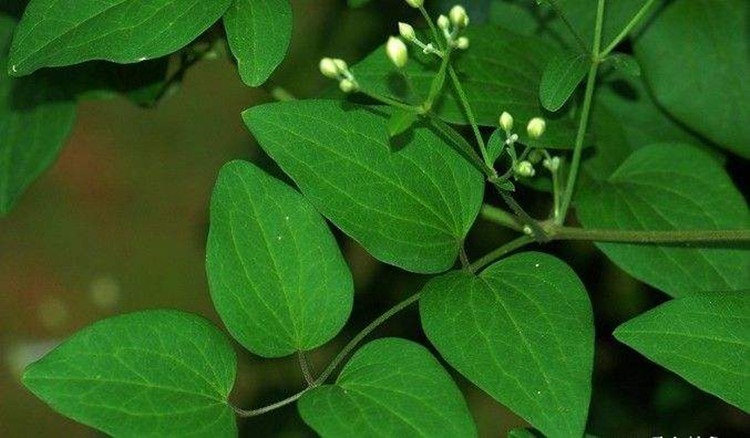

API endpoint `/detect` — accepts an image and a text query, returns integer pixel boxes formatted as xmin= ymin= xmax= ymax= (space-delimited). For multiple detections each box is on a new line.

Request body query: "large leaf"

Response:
xmin=353 ymin=25 xmax=579 ymax=149
xmin=298 ymin=338 xmax=477 ymax=437
xmin=0 ymin=15 xmax=75 ymax=215
xmin=577 ymin=143 xmax=750 ymax=297
xmin=224 ymin=0 xmax=292 ymax=87
xmin=23 ymin=310 xmax=237 ymax=437
xmin=8 ymin=0 xmax=233 ymax=76
xmin=242 ymin=100 xmax=484 ymax=274
xmin=635 ymin=0 xmax=750 ymax=158
xmin=206 ymin=160 xmax=353 ymax=358
xmin=420 ymin=252 xmax=594 ymax=438
xmin=615 ymin=292 xmax=750 ymax=412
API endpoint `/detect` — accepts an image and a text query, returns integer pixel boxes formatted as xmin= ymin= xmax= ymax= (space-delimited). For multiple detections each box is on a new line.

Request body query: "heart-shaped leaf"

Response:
xmin=635 ymin=0 xmax=750 ymax=158
xmin=206 ymin=161 xmax=353 ymax=357
xmin=615 ymin=292 xmax=750 ymax=413
xmin=576 ymin=143 xmax=750 ymax=297
xmin=242 ymin=100 xmax=484 ymax=274
xmin=23 ymin=310 xmax=237 ymax=437
xmin=298 ymin=338 xmax=477 ymax=437
xmin=9 ymin=0 xmax=233 ymax=76
xmin=224 ymin=0 xmax=292 ymax=86
xmin=420 ymin=252 xmax=594 ymax=438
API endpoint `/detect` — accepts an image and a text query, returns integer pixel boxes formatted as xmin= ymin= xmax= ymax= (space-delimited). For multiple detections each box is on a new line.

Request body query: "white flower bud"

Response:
xmin=339 ymin=78 xmax=358 ymax=93
xmin=449 ymin=5 xmax=469 ymax=28
xmin=515 ymin=160 xmax=536 ymax=178
xmin=526 ymin=117 xmax=546 ymax=139
xmin=455 ymin=36 xmax=469 ymax=49
xmin=499 ymin=111 xmax=514 ymax=132
xmin=319 ymin=57 xmax=340 ymax=79
xmin=398 ymin=22 xmax=416 ymax=41
xmin=333 ymin=59 xmax=348 ymax=74
xmin=437 ymin=15 xmax=450 ymax=31
xmin=386 ymin=36 xmax=409 ymax=68
xmin=543 ymin=156 xmax=561 ymax=172
xmin=405 ymin=0 xmax=423 ymax=8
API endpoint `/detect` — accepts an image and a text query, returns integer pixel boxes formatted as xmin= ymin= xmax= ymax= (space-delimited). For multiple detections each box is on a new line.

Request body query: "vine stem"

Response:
xmin=468 ymin=235 xmax=535 ymax=272
xmin=480 ymin=205 xmax=523 ymax=231
xmin=313 ymin=292 xmax=422 ymax=385
xmin=599 ymin=0 xmax=658 ymax=58
xmin=557 ymin=0 xmax=605 ymax=225
xmin=549 ymin=227 xmax=750 ymax=244
xmin=298 ymin=351 xmax=315 ymax=386
xmin=448 ymin=66 xmax=493 ymax=169
xmin=233 ymin=292 xmax=422 ymax=417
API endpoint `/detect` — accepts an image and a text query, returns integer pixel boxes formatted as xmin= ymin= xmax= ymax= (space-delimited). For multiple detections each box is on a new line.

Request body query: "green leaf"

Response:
xmin=420 ymin=252 xmax=594 ymax=438
xmin=387 ymin=108 xmax=419 ymax=138
xmin=353 ymin=25 xmax=580 ymax=149
xmin=486 ymin=128 xmax=507 ymax=164
xmin=206 ymin=160 xmax=353 ymax=358
xmin=539 ymin=50 xmax=589 ymax=112
xmin=224 ymin=0 xmax=292 ymax=87
xmin=635 ymin=0 xmax=750 ymax=158
xmin=298 ymin=338 xmax=477 ymax=438
xmin=242 ymin=100 xmax=484 ymax=274
xmin=603 ymin=53 xmax=640 ymax=77
xmin=0 ymin=15 xmax=76 ymax=215
xmin=615 ymin=292 xmax=750 ymax=412
xmin=8 ymin=0 xmax=233 ymax=76
xmin=22 ymin=310 xmax=237 ymax=437
xmin=577 ymin=143 xmax=750 ymax=297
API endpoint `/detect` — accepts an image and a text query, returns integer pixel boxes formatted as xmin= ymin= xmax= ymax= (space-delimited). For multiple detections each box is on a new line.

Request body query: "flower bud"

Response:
xmin=515 ymin=160 xmax=536 ymax=178
xmin=386 ymin=36 xmax=409 ymax=68
xmin=543 ymin=156 xmax=561 ymax=172
xmin=339 ymin=78 xmax=358 ymax=93
xmin=332 ymin=58 xmax=348 ymax=74
xmin=437 ymin=15 xmax=450 ymax=31
xmin=398 ymin=22 xmax=416 ymax=41
xmin=405 ymin=0 xmax=423 ymax=8
xmin=319 ymin=57 xmax=340 ymax=79
xmin=526 ymin=117 xmax=546 ymax=139
xmin=449 ymin=5 xmax=469 ymax=28
xmin=455 ymin=36 xmax=469 ymax=49
xmin=499 ymin=111 xmax=514 ymax=132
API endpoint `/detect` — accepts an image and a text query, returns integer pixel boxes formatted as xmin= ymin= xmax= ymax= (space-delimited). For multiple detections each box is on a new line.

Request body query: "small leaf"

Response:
xmin=23 ymin=310 xmax=238 ymax=437
xmin=1 ymin=15 xmax=76 ymax=215
xmin=387 ymin=108 xmax=419 ymax=138
xmin=224 ymin=0 xmax=292 ymax=87
xmin=298 ymin=338 xmax=477 ymax=438
xmin=8 ymin=0 xmax=233 ymax=76
xmin=635 ymin=0 xmax=750 ymax=158
xmin=603 ymin=53 xmax=641 ymax=77
xmin=486 ymin=128 xmax=506 ymax=164
xmin=206 ymin=160 xmax=353 ymax=357
xmin=615 ymin=292 xmax=750 ymax=412
xmin=420 ymin=252 xmax=594 ymax=438
xmin=539 ymin=50 xmax=590 ymax=112
xmin=242 ymin=100 xmax=484 ymax=274
xmin=353 ymin=26 xmax=580 ymax=149
xmin=577 ymin=143 xmax=750 ymax=297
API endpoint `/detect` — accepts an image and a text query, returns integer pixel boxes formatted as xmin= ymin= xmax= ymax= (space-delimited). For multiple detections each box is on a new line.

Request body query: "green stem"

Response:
xmin=298 ymin=351 xmax=315 ymax=387
xmin=447 ymin=66 xmax=492 ymax=169
xmin=232 ymin=390 xmax=309 ymax=417
xmin=493 ymin=185 xmax=549 ymax=242
xmin=599 ymin=0 xmax=658 ymax=58
xmin=481 ymin=204 xmax=523 ymax=231
xmin=549 ymin=226 xmax=750 ymax=244
xmin=359 ymin=89 xmax=423 ymax=113
xmin=468 ymin=235 xmax=535 ymax=272
xmin=424 ymin=48 xmax=452 ymax=110
xmin=313 ymin=292 xmax=422 ymax=385
xmin=557 ymin=0 xmax=605 ymax=225
xmin=419 ymin=6 xmax=444 ymax=51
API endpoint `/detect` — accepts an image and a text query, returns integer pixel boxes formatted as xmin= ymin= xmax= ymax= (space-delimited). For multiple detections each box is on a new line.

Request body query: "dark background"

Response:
xmin=1 ymin=1 xmax=748 ymax=437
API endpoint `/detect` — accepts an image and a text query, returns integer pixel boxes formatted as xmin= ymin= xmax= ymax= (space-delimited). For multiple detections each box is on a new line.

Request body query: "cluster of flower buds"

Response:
xmin=318 ymin=57 xmax=359 ymax=93
xmin=498 ymin=111 xmax=548 ymax=178
xmin=385 ymin=3 xmax=471 ymax=69
xmin=438 ymin=5 xmax=470 ymax=50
